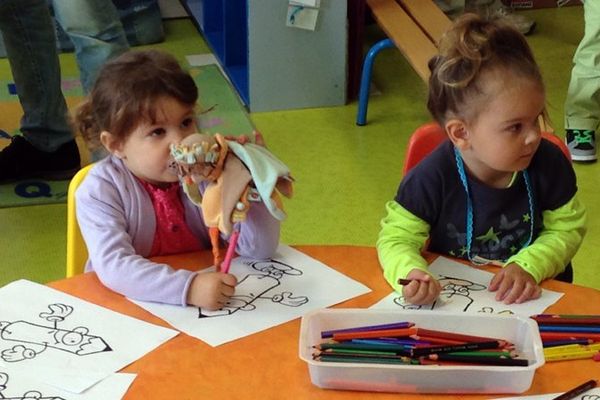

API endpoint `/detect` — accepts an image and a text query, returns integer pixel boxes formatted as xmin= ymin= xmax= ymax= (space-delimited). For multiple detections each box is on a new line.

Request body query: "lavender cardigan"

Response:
xmin=76 ymin=156 xmax=280 ymax=306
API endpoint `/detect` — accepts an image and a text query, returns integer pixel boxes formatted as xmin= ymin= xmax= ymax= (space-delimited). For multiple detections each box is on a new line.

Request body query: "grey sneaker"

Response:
xmin=470 ymin=0 xmax=536 ymax=35
xmin=566 ymin=129 xmax=597 ymax=162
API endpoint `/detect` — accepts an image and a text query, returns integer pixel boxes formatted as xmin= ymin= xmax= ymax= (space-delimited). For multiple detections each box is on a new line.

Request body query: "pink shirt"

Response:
xmin=139 ymin=180 xmax=201 ymax=257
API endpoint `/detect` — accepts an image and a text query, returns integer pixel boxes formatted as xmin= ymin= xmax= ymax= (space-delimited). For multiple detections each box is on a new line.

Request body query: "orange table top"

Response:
xmin=48 ymin=246 xmax=600 ymax=399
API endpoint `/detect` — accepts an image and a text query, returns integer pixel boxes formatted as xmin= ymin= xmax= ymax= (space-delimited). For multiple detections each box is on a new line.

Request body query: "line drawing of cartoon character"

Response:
xmin=478 ymin=306 xmax=515 ymax=315
xmin=0 ymin=371 xmax=65 ymax=400
xmin=393 ymin=275 xmax=487 ymax=312
xmin=0 ymin=304 xmax=112 ymax=363
xmin=198 ymin=259 xmax=309 ymax=317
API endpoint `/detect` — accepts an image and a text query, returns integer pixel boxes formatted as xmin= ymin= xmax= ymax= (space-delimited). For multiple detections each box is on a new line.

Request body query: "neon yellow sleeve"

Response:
xmin=376 ymin=201 xmax=431 ymax=292
xmin=505 ymin=195 xmax=586 ymax=282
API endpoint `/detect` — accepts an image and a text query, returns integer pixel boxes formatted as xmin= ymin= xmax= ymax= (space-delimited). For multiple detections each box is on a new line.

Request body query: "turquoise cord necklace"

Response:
xmin=453 ymin=147 xmax=534 ymax=265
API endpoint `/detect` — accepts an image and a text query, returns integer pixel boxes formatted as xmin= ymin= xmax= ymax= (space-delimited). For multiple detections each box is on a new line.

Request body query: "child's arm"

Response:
xmin=489 ymin=195 xmax=586 ymax=303
xmin=76 ymin=175 xmax=199 ymax=306
xmin=377 ymin=201 xmax=433 ymax=289
xmin=504 ymin=195 xmax=586 ymax=281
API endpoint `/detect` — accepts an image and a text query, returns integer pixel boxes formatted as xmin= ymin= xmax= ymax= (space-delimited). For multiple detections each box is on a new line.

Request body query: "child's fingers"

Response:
xmin=513 ymin=282 xmax=541 ymax=304
xmin=222 ymin=273 xmax=237 ymax=287
xmin=253 ymin=130 xmax=265 ymax=146
xmin=405 ymin=281 xmax=436 ymax=305
xmin=488 ymin=270 xmax=504 ymax=292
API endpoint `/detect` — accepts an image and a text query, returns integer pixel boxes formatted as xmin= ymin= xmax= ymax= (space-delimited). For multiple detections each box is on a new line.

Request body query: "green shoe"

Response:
xmin=565 ymin=129 xmax=597 ymax=162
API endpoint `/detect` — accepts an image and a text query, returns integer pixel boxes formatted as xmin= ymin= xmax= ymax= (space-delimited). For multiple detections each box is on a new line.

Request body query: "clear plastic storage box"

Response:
xmin=299 ymin=308 xmax=544 ymax=394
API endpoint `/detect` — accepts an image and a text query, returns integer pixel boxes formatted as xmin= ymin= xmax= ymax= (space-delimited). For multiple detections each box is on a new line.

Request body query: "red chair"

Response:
xmin=403 ymin=122 xmax=571 ymax=174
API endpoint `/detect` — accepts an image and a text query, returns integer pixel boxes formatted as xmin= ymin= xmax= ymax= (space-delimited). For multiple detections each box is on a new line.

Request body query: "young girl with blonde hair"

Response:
xmin=377 ymin=14 xmax=586 ymax=306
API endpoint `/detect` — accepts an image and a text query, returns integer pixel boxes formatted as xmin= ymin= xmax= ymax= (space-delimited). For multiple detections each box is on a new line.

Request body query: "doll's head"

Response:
xmin=169 ymin=133 xmax=229 ymax=183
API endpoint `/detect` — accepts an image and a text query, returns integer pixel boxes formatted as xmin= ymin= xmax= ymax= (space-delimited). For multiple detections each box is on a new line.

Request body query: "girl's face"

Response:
xmin=112 ymin=96 xmax=197 ymax=186
xmin=456 ymin=71 xmax=545 ymax=187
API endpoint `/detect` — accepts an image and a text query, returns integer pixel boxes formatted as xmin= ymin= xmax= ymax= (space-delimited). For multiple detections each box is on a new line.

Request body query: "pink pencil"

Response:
xmin=221 ymin=227 xmax=240 ymax=274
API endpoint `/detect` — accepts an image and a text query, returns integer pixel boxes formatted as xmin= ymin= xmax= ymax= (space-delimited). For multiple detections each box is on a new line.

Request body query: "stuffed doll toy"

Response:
xmin=170 ymin=133 xmax=293 ymax=270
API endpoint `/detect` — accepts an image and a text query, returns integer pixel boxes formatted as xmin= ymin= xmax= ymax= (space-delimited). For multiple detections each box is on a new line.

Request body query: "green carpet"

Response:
xmin=2 ymin=10 xmax=599 ymax=291
xmin=0 ymin=63 xmax=251 ymax=208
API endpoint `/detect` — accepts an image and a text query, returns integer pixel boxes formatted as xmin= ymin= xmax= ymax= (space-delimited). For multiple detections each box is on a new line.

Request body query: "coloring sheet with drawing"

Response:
xmin=370 ymin=256 xmax=563 ymax=316
xmin=493 ymin=388 xmax=600 ymax=399
xmin=0 ymin=372 xmax=136 ymax=400
xmin=0 ymin=280 xmax=178 ymax=393
xmin=132 ymin=244 xmax=371 ymax=346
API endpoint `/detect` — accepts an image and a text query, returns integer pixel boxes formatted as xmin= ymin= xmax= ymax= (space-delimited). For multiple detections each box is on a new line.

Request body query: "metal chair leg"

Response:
xmin=356 ymin=38 xmax=395 ymax=126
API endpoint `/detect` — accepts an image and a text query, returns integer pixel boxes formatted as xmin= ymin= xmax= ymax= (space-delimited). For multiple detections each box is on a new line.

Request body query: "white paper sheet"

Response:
xmin=0 ymin=372 xmax=136 ymax=399
xmin=132 ymin=244 xmax=371 ymax=346
xmin=0 ymin=280 xmax=178 ymax=393
xmin=493 ymin=387 xmax=600 ymax=399
xmin=371 ymin=256 xmax=563 ymax=316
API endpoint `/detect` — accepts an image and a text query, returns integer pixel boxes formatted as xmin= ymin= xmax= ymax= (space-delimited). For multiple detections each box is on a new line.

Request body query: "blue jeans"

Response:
xmin=52 ymin=0 xmax=129 ymax=93
xmin=0 ymin=0 xmax=128 ymax=152
xmin=0 ymin=0 xmax=71 ymax=151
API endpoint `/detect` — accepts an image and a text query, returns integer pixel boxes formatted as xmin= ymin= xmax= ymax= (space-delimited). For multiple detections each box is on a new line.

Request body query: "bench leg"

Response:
xmin=356 ymin=38 xmax=395 ymax=126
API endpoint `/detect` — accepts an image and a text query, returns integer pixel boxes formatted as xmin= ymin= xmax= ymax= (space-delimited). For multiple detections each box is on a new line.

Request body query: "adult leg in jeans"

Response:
xmin=0 ymin=0 xmax=80 ymax=182
xmin=564 ymin=0 xmax=600 ymax=162
xmin=52 ymin=0 xmax=129 ymax=94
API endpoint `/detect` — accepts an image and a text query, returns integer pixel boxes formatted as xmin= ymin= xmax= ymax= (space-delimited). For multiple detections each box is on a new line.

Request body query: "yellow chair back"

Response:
xmin=66 ymin=164 xmax=94 ymax=277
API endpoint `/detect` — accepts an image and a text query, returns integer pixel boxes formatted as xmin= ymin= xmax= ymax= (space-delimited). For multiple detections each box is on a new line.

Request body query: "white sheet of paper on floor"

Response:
xmin=132 ymin=244 xmax=371 ymax=346
xmin=0 ymin=280 xmax=178 ymax=393
xmin=370 ymin=256 xmax=563 ymax=316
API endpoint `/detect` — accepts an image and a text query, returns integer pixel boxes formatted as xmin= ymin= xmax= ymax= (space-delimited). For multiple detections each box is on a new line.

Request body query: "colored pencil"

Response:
xmin=416 ymin=328 xmax=502 ymax=344
xmin=534 ymin=318 xmax=600 ymax=325
xmin=544 ymin=350 xmax=600 ymax=362
xmin=351 ymin=338 xmax=430 ymax=346
xmin=544 ymin=342 xmax=600 ymax=354
xmin=551 ymin=379 xmax=597 ymax=400
xmin=539 ymin=325 xmax=600 ymax=333
xmin=446 ymin=350 xmax=515 ymax=358
xmin=543 ymin=339 xmax=594 ymax=348
xmin=397 ymin=278 xmax=413 ymax=286
xmin=411 ymin=335 xmax=467 ymax=345
xmin=332 ymin=327 xmax=417 ymax=341
xmin=317 ymin=348 xmax=402 ymax=356
xmin=427 ymin=354 xmax=529 ymax=366
xmin=411 ymin=340 xmax=502 ymax=357
xmin=315 ymin=342 xmax=412 ymax=353
xmin=315 ymin=355 xmax=416 ymax=365
xmin=320 ymin=321 xmax=414 ymax=338
xmin=540 ymin=332 xmax=600 ymax=341
xmin=221 ymin=227 xmax=240 ymax=274
xmin=534 ymin=314 xmax=600 ymax=319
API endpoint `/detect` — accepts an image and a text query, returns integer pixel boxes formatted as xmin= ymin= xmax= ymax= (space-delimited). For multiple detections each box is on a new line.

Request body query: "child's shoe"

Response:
xmin=565 ymin=129 xmax=597 ymax=162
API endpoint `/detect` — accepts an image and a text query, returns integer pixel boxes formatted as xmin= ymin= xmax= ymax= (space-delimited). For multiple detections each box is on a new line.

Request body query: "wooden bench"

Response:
xmin=356 ymin=0 xmax=452 ymax=125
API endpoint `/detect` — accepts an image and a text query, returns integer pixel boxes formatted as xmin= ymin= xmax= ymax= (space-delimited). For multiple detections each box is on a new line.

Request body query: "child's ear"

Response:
xmin=100 ymin=131 xmax=125 ymax=159
xmin=445 ymin=119 xmax=470 ymax=150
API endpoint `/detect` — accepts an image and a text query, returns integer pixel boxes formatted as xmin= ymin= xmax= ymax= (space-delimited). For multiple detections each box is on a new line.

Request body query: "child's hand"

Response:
xmin=186 ymin=272 xmax=237 ymax=310
xmin=489 ymin=263 xmax=541 ymax=304
xmin=224 ymin=130 xmax=265 ymax=147
xmin=401 ymin=269 xmax=441 ymax=305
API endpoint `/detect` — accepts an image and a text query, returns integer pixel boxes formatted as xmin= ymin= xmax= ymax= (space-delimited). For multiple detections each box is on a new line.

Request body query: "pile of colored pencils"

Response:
xmin=312 ymin=321 xmax=529 ymax=366
xmin=533 ymin=314 xmax=600 ymax=362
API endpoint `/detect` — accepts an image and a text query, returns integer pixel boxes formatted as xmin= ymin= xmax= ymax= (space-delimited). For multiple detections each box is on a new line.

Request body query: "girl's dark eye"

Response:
xmin=151 ymin=128 xmax=166 ymax=136
xmin=508 ymin=123 xmax=522 ymax=133
xmin=181 ymin=117 xmax=194 ymax=128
